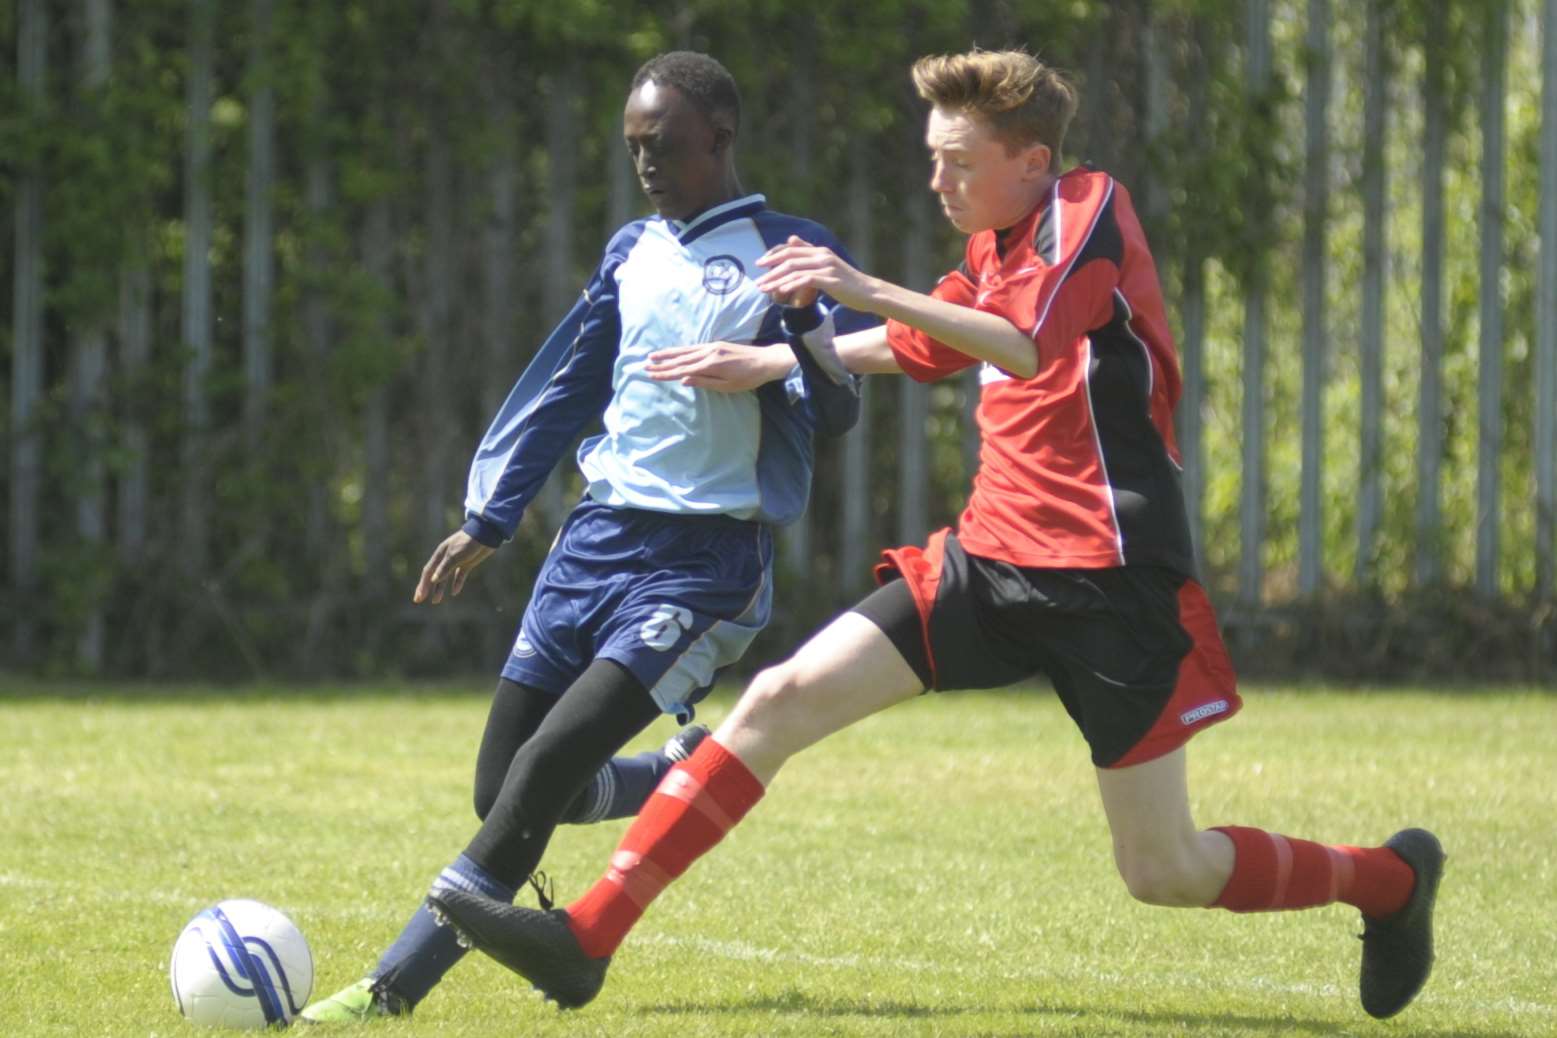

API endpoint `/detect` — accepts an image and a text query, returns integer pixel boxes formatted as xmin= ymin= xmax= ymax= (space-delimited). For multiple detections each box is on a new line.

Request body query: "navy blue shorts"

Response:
xmin=502 ymin=499 xmax=773 ymax=721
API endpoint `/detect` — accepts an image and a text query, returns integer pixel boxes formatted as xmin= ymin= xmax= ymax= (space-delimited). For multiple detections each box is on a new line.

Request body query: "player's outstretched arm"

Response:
xmin=757 ymin=237 xmax=1036 ymax=379
xmin=643 ymin=326 xmax=900 ymax=388
xmin=834 ymin=325 xmax=901 ymax=374
xmin=414 ymin=529 xmax=495 ymax=605
xmin=644 ymin=341 xmax=794 ymax=391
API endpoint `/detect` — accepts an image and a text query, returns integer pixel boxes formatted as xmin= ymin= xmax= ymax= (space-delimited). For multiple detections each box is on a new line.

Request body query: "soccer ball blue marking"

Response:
xmin=197 ymin=906 xmax=302 ymax=1022
xmin=170 ymin=899 xmax=313 ymax=1029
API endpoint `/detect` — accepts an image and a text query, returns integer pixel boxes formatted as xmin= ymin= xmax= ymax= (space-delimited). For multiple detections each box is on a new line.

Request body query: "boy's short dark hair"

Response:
xmin=630 ymin=51 xmax=742 ymax=137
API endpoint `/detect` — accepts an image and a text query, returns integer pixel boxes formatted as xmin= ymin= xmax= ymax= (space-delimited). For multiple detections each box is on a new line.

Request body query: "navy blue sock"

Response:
xmin=373 ymin=854 xmax=515 ymax=1006
xmin=561 ymin=725 xmax=709 ymax=824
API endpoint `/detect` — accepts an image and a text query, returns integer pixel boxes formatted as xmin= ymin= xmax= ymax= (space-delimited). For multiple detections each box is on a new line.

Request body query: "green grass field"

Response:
xmin=2 ymin=682 xmax=1553 ymax=1037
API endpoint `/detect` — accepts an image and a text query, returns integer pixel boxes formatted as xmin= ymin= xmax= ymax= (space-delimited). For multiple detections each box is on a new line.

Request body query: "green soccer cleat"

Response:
xmin=426 ymin=889 xmax=610 ymax=1009
xmin=1358 ymin=828 xmax=1446 ymax=1019
xmin=298 ymin=977 xmax=409 ymax=1024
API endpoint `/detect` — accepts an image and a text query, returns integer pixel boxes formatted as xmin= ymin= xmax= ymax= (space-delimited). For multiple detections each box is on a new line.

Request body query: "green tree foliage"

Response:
xmin=0 ymin=0 xmax=1550 ymax=678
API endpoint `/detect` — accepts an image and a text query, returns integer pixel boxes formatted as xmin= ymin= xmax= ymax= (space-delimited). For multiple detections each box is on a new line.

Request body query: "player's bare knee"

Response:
xmin=739 ymin=662 xmax=806 ymax=719
xmin=1114 ymin=848 xmax=1203 ymax=907
xmin=1116 ymin=860 xmax=1183 ymax=906
xmin=725 ymin=662 xmax=815 ymax=752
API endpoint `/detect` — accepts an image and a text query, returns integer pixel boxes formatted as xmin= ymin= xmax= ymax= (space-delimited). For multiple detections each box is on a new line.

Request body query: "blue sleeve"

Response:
xmin=781 ymin=303 xmax=860 ymax=437
xmin=460 ymin=241 xmax=631 ymax=546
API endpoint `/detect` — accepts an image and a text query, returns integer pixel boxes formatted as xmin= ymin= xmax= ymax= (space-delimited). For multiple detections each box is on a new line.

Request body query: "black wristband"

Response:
xmin=781 ymin=302 xmax=825 ymax=335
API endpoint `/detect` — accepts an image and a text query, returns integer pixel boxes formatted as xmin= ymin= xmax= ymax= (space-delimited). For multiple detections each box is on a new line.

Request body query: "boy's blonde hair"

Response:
xmin=911 ymin=49 xmax=1078 ymax=165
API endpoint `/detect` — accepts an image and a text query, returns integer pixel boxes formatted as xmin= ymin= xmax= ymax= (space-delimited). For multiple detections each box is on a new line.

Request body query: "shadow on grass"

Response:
xmin=5 ymin=672 xmax=1553 ymax=705
xmin=644 ymin=988 xmax=1522 ymax=1038
xmin=0 ymin=675 xmax=761 ymax=708
xmin=0 ymin=676 xmax=499 ymax=704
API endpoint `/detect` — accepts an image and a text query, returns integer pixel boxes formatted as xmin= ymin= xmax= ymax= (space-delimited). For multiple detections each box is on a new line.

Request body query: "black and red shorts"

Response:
xmin=853 ymin=529 xmax=1240 ymax=769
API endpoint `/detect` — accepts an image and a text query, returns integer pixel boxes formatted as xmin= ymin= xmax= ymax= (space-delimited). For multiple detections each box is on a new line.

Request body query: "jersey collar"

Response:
xmin=670 ymin=193 xmax=767 ymax=246
xmin=995 ymin=187 xmax=1051 ymax=261
xmin=995 ymin=171 xmax=1079 ymax=263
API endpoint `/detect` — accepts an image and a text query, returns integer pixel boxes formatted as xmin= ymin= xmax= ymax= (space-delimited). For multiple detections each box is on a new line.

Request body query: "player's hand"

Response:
xmin=756 ymin=235 xmax=876 ymax=311
xmin=414 ymin=529 xmax=495 ymax=605
xmin=645 ymin=341 xmax=791 ymax=392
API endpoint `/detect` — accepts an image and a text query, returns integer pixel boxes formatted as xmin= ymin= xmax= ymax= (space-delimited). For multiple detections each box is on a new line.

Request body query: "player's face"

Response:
xmin=623 ymin=81 xmax=730 ymax=222
xmin=924 ymin=107 xmax=1052 ymax=235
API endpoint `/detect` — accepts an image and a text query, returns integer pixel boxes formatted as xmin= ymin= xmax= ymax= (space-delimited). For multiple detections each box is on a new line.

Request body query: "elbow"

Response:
xmin=1004 ymin=340 xmax=1038 ymax=380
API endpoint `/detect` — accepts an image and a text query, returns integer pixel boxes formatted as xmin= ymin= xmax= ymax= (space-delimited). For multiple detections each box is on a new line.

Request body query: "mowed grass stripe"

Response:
xmin=2 ymin=684 xmax=1552 ymax=1036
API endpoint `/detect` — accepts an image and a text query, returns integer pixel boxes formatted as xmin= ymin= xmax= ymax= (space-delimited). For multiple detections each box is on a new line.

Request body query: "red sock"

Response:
xmin=1210 ymin=826 xmax=1415 ymax=917
xmin=565 ymin=738 xmax=765 ymax=958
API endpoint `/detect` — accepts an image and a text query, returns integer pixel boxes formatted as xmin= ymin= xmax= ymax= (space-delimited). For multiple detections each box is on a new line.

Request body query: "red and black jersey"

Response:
xmin=885 ymin=166 xmax=1194 ymax=576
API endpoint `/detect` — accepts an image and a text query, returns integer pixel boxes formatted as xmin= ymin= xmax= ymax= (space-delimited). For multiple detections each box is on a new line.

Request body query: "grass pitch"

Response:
xmin=1 ymin=681 xmax=1553 ymax=1037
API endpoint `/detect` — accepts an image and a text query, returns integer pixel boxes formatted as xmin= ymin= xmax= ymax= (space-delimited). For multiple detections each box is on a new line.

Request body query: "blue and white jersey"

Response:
xmin=462 ymin=194 xmax=877 ymax=545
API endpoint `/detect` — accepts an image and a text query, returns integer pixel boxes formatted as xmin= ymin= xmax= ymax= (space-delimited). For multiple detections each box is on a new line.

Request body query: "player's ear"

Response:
xmin=1025 ymin=143 xmax=1052 ymax=180
xmin=712 ymin=124 xmax=735 ymax=156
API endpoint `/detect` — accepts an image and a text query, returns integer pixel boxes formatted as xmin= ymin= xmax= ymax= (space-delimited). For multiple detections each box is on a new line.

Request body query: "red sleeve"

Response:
xmin=975 ymin=175 xmax=1121 ymax=359
xmin=885 ymin=269 xmax=980 ymax=383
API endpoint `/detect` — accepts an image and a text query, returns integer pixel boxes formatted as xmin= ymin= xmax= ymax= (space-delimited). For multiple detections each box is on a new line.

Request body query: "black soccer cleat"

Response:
xmin=1358 ymin=828 xmax=1445 ymax=1019
xmin=426 ymin=889 xmax=610 ymax=1010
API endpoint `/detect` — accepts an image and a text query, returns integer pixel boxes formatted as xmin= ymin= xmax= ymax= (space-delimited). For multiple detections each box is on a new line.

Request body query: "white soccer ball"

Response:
xmin=169 ymin=899 xmax=314 ymax=1029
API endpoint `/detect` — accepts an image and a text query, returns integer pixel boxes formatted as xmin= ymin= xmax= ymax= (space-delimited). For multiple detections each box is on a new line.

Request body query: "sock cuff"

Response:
xmin=574 ymin=764 xmax=615 ymax=824
xmin=434 ymin=853 xmax=517 ymax=903
xmin=683 ymin=737 xmax=765 ymax=819
xmin=1209 ymin=825 xmax=1279 ymax=912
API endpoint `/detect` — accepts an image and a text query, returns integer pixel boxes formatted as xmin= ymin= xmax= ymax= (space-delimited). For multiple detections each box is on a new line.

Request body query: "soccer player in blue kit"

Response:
xmin=301 ymin=51 xmax=875 ymax=1022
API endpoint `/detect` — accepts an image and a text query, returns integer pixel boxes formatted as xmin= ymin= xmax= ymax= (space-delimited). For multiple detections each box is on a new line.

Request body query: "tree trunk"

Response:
xmin=1139 ymin=2 xmax=1169 ymax=236
xmin=1477 ymin=0 xmax=1507 ymax=597
xmin=361 ymin=198 xmax=394 ymax=600
xmin=1539 ymin=0 xmax=1557 ymax=602
xmin=420 ymin=121 xmax=456 ymax=556
xmin=1299 ymin=0 xmax=1330 ymax=597
xmin=840 ymin=134 xmax=875 ymax=601
xmin=1416 ymin=0 xmax=1448 ymax=587
xmin=1077 ymin=10 xmax=1111 ymax=179
xmin=781 ymin=50 xmax=816 ymax=580
xmin=11 ymin=0 xmax=48 ymax=662
xmin=84 ymin=0 xmax=111 ymax=76
xmin=181 ymin=0 xmax=216 ymax=578
xmin=483 ymin=90 xmax=518 ymax=420
xmin=1239 ymin=0 xmax=1271 ymax=608
xmin=72 ymin=0 xmax=114 ymax=671
xmin=243 ymin=0 xmax=275 ymax=458
xmin=1178 ymin=16 xmax=1212 ymax=573
xmin=605 ymin=102 xmax=635 ymax=236
xmin=1357 ymin=0 xmax=1388 ymax=587
xmin=303 ymin=147 xmax=333 ymax=564
xmin=118 ymin=257 xmax=151 ymax=564
xmin=961 ymin=368 xmax=979 ymax=498
xmin=297 ymin=142 xmax=335 ymax=673
xmin=897 ymin=180 xmax=931 ymax=548
xmin=536 ymin=58 xmax=581 ymax=532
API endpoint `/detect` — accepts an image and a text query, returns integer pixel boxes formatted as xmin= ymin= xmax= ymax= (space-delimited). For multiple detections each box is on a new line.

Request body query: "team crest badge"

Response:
xmin=701 ymin=254 xmax=744 ymax=295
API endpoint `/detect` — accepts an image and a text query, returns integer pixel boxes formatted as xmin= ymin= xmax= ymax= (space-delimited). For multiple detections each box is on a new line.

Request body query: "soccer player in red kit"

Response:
xmin=429 ymin=49 xmax=1444 ymax=1021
